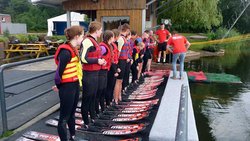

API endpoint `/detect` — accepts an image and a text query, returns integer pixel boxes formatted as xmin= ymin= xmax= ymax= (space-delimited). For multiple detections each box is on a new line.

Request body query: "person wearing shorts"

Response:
xmin=155 ymin=23 xmax=171 ymax=63
xmin=113 ymin=23 xmax=130 ymax=104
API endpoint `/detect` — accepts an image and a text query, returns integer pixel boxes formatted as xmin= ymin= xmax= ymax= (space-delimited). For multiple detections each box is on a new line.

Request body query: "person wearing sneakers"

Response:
xmin=80 ymin=21 xmax=106 ymax=129
xmin=166 ymin=30 xmax=191 ymax=80
xmin=53 ymin=26 xmax=84 ymax=141
xmin=155 ymin=23 xmax=171 ymax=63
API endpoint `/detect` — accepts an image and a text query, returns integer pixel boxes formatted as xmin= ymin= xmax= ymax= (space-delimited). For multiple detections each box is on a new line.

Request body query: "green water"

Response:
xmin=188 ymin=41 xmax=250 ymax=141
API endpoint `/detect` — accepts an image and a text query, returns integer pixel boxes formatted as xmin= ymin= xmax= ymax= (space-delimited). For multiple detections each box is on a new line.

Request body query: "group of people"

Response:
xmin=52 ymin=21 xmax=190 ymax=141
xmin=155 ymin=23 xmax=191 ymax=79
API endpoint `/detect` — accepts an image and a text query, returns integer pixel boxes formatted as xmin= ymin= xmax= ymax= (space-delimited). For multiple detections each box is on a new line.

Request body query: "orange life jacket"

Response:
xmin=54 ymin=44 xmax=79 ymax=83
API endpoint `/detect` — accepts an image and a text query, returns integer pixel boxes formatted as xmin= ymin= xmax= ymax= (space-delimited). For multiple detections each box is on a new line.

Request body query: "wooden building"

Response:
xmin=62 ymin=0 xmax=146 ymax=34
xmin=31 ymin=0 xmax=159 ymax=34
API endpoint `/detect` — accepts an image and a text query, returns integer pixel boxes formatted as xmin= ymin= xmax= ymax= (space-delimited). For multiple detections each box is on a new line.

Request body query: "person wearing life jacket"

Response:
xmin=106 ymin=29 xmax=120 ymax=107
xmin=79 ymin=21 xmax=106 ymax=129
xmin=142 ymin=30 xmax=150 ymax=74
xmin=53 ymin=26 xmax=84 ymax=141
xmin=95 ymin=30 xmax=114 ymax=115
xmin=167 ymin=30 xmax=191 ymax=80
xmin=131 ymin=39 xmax=142 ymax=83
xmin=113 ymin=23 xmax=131 ymax=104
xmin=137 ymin=41 xmax=145 ymax=80
xmin=147 ymin=30 xmax=157 ymax=71
xmin=122 ymin=31 xmax=133 ymax=93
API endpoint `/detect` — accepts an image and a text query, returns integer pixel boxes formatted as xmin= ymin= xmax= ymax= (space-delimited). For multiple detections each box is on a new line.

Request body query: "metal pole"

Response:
xmin=0 ymin=67 xmax=8 ymax=133
xmin=175 ymin=85 xmax=188 ymax=141
xmin=66 ymin=11 xmax=71 ymax=28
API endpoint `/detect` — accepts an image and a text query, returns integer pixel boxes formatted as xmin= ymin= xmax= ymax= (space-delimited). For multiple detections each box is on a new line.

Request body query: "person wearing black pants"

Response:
xmin=95 ymin=69 xmax=108 ymax=114
xmin=95 ymin=30 xmax=114 ymax=114
xmin=53 ymin=26 xmax=84 ymax=141
xmin=142 ymin=31 xmax=150 ymax=74
xmin=106 ymin=63 xmax=118 ymax=106
xmin=58 ymin=82 xmax=79 ymax=141
xmin=106 ymin=29 xmax=120 ymax=106
xmin=122 ymin=61 xmax=131 ymax=91
xmin=82 ymin=71 xmax=99 ymax=120
xmin=80 ymin=21 xmax=105 ymax=128
xmin=122 ymin=32 xmax=133 ymax=92
xmin=131 ymin=46 xmax=139 ymax=83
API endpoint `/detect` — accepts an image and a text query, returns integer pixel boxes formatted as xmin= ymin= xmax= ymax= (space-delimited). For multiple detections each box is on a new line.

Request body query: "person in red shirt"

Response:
xmin=155 ymin=23 xmax=171 ymax=63
xmin=167 ymin=31 xmax=191 ymax=80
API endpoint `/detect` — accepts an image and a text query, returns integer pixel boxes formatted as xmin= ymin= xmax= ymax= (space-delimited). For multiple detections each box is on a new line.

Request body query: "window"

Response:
xmin=1 ymin=17 xmax=5 ymax=22
xmin=102 ymin=16 xmax=130 ymax=30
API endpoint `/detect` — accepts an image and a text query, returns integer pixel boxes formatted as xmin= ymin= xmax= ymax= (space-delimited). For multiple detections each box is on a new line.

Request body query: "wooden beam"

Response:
xmin=63 ymin=0 xmax=146 ymax=10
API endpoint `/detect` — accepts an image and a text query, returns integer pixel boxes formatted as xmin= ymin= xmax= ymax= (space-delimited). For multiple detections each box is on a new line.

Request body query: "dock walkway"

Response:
xmin=149 ymin=71 xmax=199 ymax=141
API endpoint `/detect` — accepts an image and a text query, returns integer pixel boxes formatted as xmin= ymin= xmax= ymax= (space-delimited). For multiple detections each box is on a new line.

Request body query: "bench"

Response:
xmin=4 ymin=43 xmax=50 ymax=59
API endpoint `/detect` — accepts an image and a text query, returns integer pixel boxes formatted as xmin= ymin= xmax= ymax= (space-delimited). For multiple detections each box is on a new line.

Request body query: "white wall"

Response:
xmin=1 ymin=23 xmax=27 ymax=34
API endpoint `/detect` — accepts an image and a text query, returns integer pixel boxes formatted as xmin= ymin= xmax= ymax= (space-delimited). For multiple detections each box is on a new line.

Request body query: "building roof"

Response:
xmin=30 ymin=0 xmax=67 ymax=6
xmin=0 ymin=13 xmax=10 ymax=16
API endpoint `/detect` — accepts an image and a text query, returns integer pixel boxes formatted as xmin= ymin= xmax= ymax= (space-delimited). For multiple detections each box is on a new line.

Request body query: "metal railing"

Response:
xmin=175 ymin=84 xmax=188 ymax=141
xmin=0 ymin=56 xmax=54 ymax=134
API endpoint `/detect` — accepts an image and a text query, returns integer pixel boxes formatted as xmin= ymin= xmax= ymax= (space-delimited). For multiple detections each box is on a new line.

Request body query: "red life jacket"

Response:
xmin=119 ymin=36 xmax=129 ymax=60
xmin=82 ymin=36 xmax=101 ymax=71
xmin=149 ymin=35 xmax=155 ymax=49
xmin=54 ymin=44 xmax=79 ymax=83
xmin=132 ymin=47 xmax=140 ymax=61
xmin=111 ymin=42 xmax=119 ymax=64
xmin=99 ymin=42 xmax=111 ymax=70
xmin=127 ymin=39 xmax=133 ymax=59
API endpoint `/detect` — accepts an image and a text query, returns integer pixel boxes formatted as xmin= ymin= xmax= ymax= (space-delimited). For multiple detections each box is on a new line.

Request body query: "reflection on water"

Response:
xmin=188 ymin=41 xmax=250 ymax=141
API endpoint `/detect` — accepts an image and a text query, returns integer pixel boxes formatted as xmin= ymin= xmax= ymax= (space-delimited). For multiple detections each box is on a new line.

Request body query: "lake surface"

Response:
xmin=188 ymin=41 xmax=250 ymax=141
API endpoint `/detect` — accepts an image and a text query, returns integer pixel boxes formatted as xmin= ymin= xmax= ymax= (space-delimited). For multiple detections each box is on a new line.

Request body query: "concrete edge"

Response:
xmin=1 ymin=103 xmax=60 ymax=141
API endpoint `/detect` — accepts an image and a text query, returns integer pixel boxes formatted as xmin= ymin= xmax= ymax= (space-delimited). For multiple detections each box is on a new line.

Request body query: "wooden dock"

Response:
xmin=149 ymin=71 xmax=199 ymax=141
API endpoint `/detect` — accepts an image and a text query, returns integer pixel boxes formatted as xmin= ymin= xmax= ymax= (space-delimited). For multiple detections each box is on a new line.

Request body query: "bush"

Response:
xmin=38 ymin=34 xmax=47 ymax=42
xmin=28 ymin=34 xmax=39 ymax=43
xmin=0 ymin=36 xmax=9 ymax=42
xmin=202 ymin=45 xmax=220 ymax=52
xmin=3 ymin=29 xmax=10 ymax=38
xmin=45 ymin=35 xmax=66 ymax=42
xmin=15 ymin=34 xmax=29 ymax=43
xmin=207 ymin=27 xmax=240 ymax=40
xmin=207 ymin=32 xmax=217 ymax=40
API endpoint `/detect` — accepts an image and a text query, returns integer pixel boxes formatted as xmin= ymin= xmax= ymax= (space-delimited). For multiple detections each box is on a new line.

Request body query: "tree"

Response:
xmin=0 ymin=0 xmax=8 ymax=13
xmin=2 ymin=0 xmax=64 ymax=32
xmin=157 ymin=0 xmax=222 ymax=32
xmin=219 ymin=0 xmax=250 ymax=33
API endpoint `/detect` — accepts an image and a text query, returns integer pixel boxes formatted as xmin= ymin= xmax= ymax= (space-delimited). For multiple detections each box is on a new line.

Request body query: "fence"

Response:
xmin=0 ymin=56 xmax=54 ymax=134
